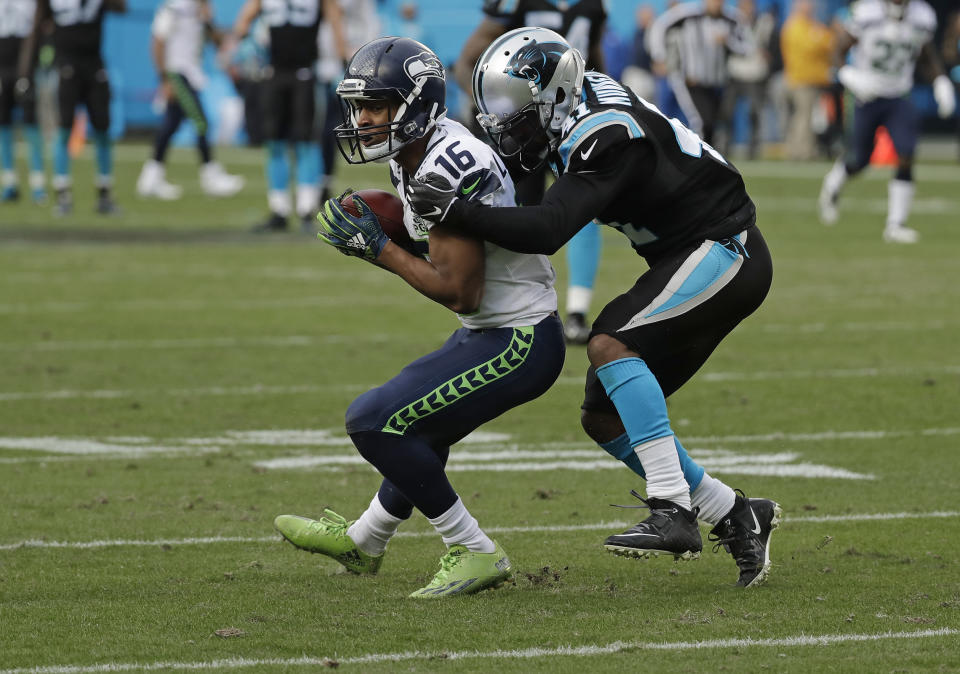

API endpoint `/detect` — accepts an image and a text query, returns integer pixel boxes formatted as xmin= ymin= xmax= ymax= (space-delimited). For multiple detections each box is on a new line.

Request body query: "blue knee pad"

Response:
xmin=24 ymin=125 xmax=44 ymax=172
xmin=54 ymin=128 xmax=70 ymax=178
xmin=566 ymin=221 xmax=601 ymax=289
xmin=294 ymin=142 xmax=320 ymax=186
xmin=0 ymin=126 xmax=13 ymax=171
xmin=600 ymin=433 xmax=705 ymax=491
xmin=92 ymin=130 xmax=111 ymax=178
xmin=595 ymin=358 xmax=672 ymax=446
xmin=266 ymin=141 xmax=289 ymax=191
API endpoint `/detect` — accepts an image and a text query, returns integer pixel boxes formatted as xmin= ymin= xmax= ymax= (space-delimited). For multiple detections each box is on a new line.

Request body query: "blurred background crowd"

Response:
xmin=6 ymin=0 xmax=959 ymax=158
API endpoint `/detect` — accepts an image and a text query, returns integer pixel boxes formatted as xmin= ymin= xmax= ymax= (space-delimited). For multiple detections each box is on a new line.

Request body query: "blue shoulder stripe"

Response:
xmin=558 ymin=110 xmax=644 ymax=167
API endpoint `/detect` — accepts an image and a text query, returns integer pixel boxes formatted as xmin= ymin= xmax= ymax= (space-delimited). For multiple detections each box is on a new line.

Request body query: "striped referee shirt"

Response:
xmin=647 ymin=1 xmax=750 ymax=86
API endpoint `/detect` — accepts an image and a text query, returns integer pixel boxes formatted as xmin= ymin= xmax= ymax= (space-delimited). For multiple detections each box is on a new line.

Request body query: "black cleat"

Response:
xmin=563 ymin=312 xmax=591 ymax=345
xmin=96 ymin=193 xmax=119 ymax=215
xmin=709 ymin=489 xmax=782 ymax=588
xmin=604 ymin=490 xmax=702 ymax=560
xmin=300 ymin=213 xmax=317 ymax=235
xmin=1 ymin=185 xmax=20 ymax=202
xmin=54 ymin=189 xmax=73 ymax=216
xmin=251 ymin=212 xmax=288 ymax=233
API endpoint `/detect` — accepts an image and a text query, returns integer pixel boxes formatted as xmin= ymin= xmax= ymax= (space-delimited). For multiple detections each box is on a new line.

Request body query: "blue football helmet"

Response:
xmin=335 ymin=37 xmax=447 ymax=164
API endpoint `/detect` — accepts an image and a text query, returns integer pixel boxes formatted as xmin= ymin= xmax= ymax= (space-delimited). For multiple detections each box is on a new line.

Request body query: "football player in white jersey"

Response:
xmin=273 ymin=37 xmax=566 ymax=598
xmin=818 ymin=0 xmax=956 ymax=243
xmin=136 ymin=0 xmax=245 ymax=200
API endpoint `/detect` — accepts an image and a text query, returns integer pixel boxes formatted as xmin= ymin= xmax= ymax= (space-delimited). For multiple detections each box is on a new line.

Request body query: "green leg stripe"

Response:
xmin=381 ymin=326 xmax=535 ymax=436
xmin=168 ymin=73 xmax=207 ymax=136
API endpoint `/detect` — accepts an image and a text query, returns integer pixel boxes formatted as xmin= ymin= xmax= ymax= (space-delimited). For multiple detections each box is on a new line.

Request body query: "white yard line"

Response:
xmin=0 ymin=319 xmax=954 ymax=351
xmin=1 ymin=510 xmax=957 ymax=552
xmin=0 ymin=628 xmax=955 ymax=673
xmin=2 ymin=364 xmax=958 ymax=402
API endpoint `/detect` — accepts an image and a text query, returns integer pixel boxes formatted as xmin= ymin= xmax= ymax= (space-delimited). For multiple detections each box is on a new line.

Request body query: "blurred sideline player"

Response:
xmin=274 ymin=37 xmax=566 ymax=598
xmin=315 ymin=0 xmax=380 ymax=205
xmin=818 ymin=0 xmax=955 ymax=244
xmin=233 ymin=0 xmax=348 ymax=232
xmin=1 ymin=0 xmax=45 ymax=204
xmin=136 ymin=0 xmax=245 ymax=201
xmin=456 ymin=0 xmax=608 ymax=345
xmin=19 ymin=0 xmax=126 ymax=215
xmin=409 ymin=28 xmax=782 ymax=587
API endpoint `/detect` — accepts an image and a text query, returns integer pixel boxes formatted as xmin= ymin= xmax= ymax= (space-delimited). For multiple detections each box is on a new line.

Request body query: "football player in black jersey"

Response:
xmin=19 ymin=0 xmax=125 ymax=215
xmin=0 ymin=0 xmax=45 ymax=204
xmin=456 ymin=0 xmax=608 ymax=345
xmin=409 ymin=28 xmax=782 ymax=588
xmin=234 ymin=0 xmax=348 ymax=232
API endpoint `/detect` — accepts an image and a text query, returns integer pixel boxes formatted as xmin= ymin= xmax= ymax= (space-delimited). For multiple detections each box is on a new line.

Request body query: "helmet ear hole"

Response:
xmin=555 ymin=88 xmax=565 ymax=106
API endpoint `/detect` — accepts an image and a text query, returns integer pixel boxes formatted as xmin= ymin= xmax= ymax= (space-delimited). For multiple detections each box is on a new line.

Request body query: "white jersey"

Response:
xmin=391 ymin=118 xmax=558 ymax=330
xmin=316 ymin=0 xmax=380 ymax=84
xmin=152 ymin=0 xmax=207 ymax=89
xmin=845 ymin=0 xmax=936 ymax=98
xmin=0 ymin=0 xmax=35 ymax=41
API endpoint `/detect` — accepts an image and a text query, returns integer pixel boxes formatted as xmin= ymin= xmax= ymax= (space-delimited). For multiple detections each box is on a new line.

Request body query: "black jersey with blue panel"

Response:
xmin=261 ymin=0 xmax=322 ymax=70
xmin=483 ymin=0 xmax=607 ymax=61
xmin=446 ymin=71 xmax=754 ymax=263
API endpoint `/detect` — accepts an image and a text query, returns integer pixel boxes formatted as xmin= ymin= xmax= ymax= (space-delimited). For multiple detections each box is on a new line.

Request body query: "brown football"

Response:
xmin=340 ymin=189 xmax=415 ymax=254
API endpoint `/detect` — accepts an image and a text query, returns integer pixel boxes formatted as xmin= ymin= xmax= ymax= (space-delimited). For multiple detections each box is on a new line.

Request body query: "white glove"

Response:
xmin=837 ymin=66 xmax=876 ymax=104
xmin=933 ymin=75 xmax=956 ymax=119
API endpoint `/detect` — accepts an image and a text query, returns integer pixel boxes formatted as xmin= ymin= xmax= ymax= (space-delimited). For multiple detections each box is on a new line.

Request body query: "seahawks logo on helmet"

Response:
xmin=504 ymin=42 xmax=568 ymax=86
xmin=404 ymin=52 xmax=444 ymax=82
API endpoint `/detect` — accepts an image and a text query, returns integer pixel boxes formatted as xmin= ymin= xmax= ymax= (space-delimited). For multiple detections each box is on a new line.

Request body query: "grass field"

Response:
xmin=1 ymin=144 xmax=959 ymax=673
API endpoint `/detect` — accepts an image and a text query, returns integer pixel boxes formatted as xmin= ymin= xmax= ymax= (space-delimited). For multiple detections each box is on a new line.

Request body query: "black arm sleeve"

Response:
xmin=445 ymin=141 xmax=655 ymax=255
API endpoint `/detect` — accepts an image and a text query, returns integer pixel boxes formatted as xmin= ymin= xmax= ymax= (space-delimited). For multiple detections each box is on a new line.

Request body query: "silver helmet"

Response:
xmin=471 ymin=27 xmax=585 ymax=173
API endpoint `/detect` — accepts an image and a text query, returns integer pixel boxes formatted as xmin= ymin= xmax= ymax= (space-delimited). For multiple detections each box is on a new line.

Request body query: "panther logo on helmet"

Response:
xmin=505 ymin=42 xmax=568 ymax=87
xmin=404 ymin=52 xmax=444 ymax=82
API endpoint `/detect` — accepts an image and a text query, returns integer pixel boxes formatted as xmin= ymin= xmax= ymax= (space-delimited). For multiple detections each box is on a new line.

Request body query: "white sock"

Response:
xmin=95 ymin=174 xmax=112 ymax=189
xmin=886 ymin=179 xmax=914 ymax=230
xmin=691 ymin=472 xmax=736 ymax=525
xmin=428 ymin=497 xmax=495 ymax=553
xmin=566 ymin=285 xmax=593 ymax=315
xmin=29 ymin=171 xmax=45 ymax=190
xmin=2 ymin=170 xmax=16 ymax=187
xmin=634 ymin=435 xmax=691 ymax=510
xmin=296 ymin=184 xmax=319 ymax=217
xmin=346 ymin=493 xmax=404 ymax=557
xmin=824 ymin=159 xmax=848 ymax=196
xmin=268 ymin=189 xmax=292 ymax=217
xmin=52 ymin=174 xmax=71 ymax=191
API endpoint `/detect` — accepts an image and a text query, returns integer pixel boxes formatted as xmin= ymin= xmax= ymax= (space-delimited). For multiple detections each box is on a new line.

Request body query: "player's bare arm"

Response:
xmin=16 ymin=0 xmax=49 ymax=79
xmin=587 ymin=31 xmax=606 ymax=74
xmin=322 ymin=0 xmax=350 ymax=63
xmin=233 ymin=0 xmax=262 ymax=39
xmin=454 ymin=18 xmax=507 ymax=92
xmin=377 ymin=227 xmax=486 ymax=315
xmin=833 ymin=28 xmax=856 ymax=67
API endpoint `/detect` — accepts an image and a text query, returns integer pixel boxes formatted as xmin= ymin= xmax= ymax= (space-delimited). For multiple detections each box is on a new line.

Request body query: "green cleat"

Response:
xmin=274 ymin=510 xmax=382 ymax=575
xmin=409 ymin=541 xmax=512 ymax=599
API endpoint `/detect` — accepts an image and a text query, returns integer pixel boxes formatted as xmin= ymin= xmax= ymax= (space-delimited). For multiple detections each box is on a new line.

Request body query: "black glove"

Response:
xmin=406 ymin=172 xmax=458 ymax=224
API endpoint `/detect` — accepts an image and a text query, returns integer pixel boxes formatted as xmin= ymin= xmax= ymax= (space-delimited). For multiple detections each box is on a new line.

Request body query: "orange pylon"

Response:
xmin=68 ymin=110 xmax=86 ymax=158
xmin=870 ymin=126 xmax=897 ymax=166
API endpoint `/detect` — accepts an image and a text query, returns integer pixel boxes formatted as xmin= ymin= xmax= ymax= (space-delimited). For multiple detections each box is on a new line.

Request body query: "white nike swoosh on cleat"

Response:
xmin=749 ymin=507 xmax=762 ymax=535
